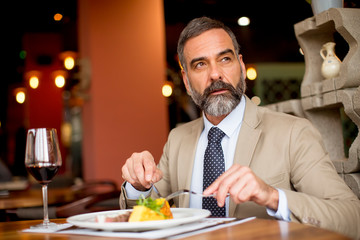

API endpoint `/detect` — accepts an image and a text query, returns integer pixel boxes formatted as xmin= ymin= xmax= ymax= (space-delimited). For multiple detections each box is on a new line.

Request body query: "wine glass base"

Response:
xmin=30 ymin=222 xmax=61 ymax=230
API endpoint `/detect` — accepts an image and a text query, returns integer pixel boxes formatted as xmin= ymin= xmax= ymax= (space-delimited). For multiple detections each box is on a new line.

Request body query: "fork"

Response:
xmin=165 ymin=189 xmax=224 ymax=201
xmin=152 ymin=184 xmax=230 ymax=201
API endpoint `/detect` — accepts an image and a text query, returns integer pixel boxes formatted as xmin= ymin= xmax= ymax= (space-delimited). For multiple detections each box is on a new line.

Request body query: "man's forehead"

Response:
xmin=183 ymin=29 xmax=234 ymax=59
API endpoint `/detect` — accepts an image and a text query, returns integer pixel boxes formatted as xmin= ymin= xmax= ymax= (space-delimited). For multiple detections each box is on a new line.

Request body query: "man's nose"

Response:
xmin=209 ymin=64 xmax=222 ymax=81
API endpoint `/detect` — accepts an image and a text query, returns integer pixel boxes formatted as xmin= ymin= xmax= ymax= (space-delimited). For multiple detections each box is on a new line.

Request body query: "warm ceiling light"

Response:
xmin=14 ymin=88 xmax=26 ymax=104
xmin=64 ymin=56 xmax=75 ymax=70
xmin=55 ymin=75 xmax=65 ymax=88
xmin=54 ymin=13 xmax=63 ymax=21
xmin=52 ymin=70 xmax=67 ymax=88
xmin=25 ymin=70 xmax=41 ymax=87
xmin=246 ymin=67 xmax=257 ymax=80
xmin=16 ymin=92 xmax=26 ymax=104
xmin=238 ymin=16 xmax=250 ymax=26
xmin=59 ymin=51 xmax=77 ymax=70
xmin=162 ymin=84 xmax=173 ymax=97
xmin=29 ymin=76 xmax=39 ymax=89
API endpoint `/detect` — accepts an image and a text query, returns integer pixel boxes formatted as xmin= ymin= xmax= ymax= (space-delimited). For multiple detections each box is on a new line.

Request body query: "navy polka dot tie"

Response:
xmin=202 ymin=127 xmax=226 ymax=217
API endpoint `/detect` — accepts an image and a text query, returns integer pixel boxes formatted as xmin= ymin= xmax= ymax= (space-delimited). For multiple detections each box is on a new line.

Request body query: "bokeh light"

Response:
xmin=29 ymin=76 xmax=39 ymax=89
xmin=246 ymin=67 xmax=257 ymax=80
xmin=64 ymin=56 xmax=75 ymax=70
xmin=16 ymin=91 xmax=26 ymax=104
xmin=54 ymin=13 xmax=63 ymax=21
xmin=19 ymin=50 xmax=27 ymax=60
xmin=55 ymin=75 xmax=65 ymax=88
xmin=238 ymin=16 xmax=250 ymax=26
xmin=251 ymin=96 xmax=261 ymax=105
xmin=162 ymin=84 xmax=173 ymax=97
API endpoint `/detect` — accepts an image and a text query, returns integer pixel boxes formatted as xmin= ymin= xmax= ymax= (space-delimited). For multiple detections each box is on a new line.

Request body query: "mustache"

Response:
xmin=203 ymin=81 xmax=237 ymax=98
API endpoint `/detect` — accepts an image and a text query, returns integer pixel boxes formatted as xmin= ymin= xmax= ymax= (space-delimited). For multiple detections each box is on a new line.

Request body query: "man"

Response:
xmin=120 ymin=17 xmax=360 ymax=238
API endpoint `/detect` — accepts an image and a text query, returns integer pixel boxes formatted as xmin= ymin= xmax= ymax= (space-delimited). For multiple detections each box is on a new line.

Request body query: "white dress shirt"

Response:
xmin=189 ymin=96 xmax=245 ymax=215
xmin=125 ymin=96 xmax=290 ymax=221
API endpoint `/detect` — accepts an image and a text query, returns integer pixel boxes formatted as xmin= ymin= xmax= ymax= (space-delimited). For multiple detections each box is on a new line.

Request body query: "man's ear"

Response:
xmin=181 ymin=70 xmax=191 ymax=95
xmin=238 ymin=54 xmax=246 ymax=80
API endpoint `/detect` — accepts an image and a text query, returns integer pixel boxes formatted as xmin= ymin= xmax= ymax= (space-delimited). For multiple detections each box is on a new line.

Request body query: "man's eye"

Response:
xmin=221 ymin=57 xmax=231 ymax=62
xmin=195 ymin=62 xmax=205 ymax=68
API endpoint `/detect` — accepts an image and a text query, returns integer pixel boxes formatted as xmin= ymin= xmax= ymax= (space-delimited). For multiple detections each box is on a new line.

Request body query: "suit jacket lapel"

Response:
xmin=229 ymin=97 xmax=262 ymax=216
xmin=177 ymin=119 xmax=203 ymax=206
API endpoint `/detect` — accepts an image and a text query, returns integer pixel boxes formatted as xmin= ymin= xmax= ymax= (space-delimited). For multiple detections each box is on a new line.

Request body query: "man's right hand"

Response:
xmin=121 ymin=151 xmax=163 ymax=191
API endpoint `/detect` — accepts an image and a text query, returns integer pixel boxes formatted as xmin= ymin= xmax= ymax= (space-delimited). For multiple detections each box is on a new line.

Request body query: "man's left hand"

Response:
xmin=203 ymin=164 xmax=279 ymax=211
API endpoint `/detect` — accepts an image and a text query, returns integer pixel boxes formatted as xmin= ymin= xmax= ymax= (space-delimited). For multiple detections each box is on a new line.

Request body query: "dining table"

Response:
xmin=0 ymin=217 xmax=351 ymax=240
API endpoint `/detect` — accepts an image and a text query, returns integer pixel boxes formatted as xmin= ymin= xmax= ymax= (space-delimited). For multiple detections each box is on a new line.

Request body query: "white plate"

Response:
xmin=67 ymin=208 xmax=211 ymax=231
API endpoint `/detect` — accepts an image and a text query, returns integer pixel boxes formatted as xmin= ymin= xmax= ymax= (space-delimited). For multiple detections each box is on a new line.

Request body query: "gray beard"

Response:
xmin=189 ymin=79 xmax=244 ymax=117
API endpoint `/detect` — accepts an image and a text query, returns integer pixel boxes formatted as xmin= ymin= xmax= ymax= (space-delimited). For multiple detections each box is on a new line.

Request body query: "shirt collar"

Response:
xmin=203 ymin=95 xmax=246 ymax=138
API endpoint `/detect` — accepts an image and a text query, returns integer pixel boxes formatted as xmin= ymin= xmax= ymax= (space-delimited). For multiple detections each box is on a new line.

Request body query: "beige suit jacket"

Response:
xmin=120 ymin=96 xmax=360 ymax=238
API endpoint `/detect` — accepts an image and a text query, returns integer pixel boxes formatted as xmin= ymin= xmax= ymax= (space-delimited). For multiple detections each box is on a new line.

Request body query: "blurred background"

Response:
xmin=0 ymin=0 xmax=357 ymax=186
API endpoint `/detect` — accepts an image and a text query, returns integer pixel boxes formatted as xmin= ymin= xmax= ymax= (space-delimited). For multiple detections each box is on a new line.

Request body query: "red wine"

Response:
xmin=26 ymin=165 xmax=60 ymax=185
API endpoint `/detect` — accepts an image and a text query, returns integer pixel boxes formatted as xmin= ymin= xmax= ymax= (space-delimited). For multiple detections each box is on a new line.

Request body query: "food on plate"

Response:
xmin=95 ymin=196 xmax=173 ymax=223
xmin=128 ymin=197 xmax=173 ymax=222
xmin=96 ymin=211 xmax=131 ymax=223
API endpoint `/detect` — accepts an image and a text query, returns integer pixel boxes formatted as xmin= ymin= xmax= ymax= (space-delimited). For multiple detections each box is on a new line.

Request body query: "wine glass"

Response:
xmin=25 ymin=128 xmax=62 ymax=229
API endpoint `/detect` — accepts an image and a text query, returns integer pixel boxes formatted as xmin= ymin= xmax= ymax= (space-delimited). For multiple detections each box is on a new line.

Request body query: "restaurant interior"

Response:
xmin=0 ymin=0 xmax=359 ymax=222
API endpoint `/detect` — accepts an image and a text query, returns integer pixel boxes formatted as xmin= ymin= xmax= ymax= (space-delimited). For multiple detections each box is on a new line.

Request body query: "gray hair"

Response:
xmin=177 ymin=17 xmax=240 ymax=72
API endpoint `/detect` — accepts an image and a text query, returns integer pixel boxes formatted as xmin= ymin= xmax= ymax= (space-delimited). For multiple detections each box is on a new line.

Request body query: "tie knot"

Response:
xmin=208 ymin=127 xmax=225 ymax=143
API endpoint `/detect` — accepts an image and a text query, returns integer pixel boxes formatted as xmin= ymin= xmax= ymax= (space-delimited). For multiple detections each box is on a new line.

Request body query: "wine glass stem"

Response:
xmin=42 ymin=184 xmax=50 ymax=225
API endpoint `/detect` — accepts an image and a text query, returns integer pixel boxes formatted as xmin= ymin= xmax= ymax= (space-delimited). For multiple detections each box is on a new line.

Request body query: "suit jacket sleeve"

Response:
xmin=283 ymin=118 xmax=360 ymax=239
